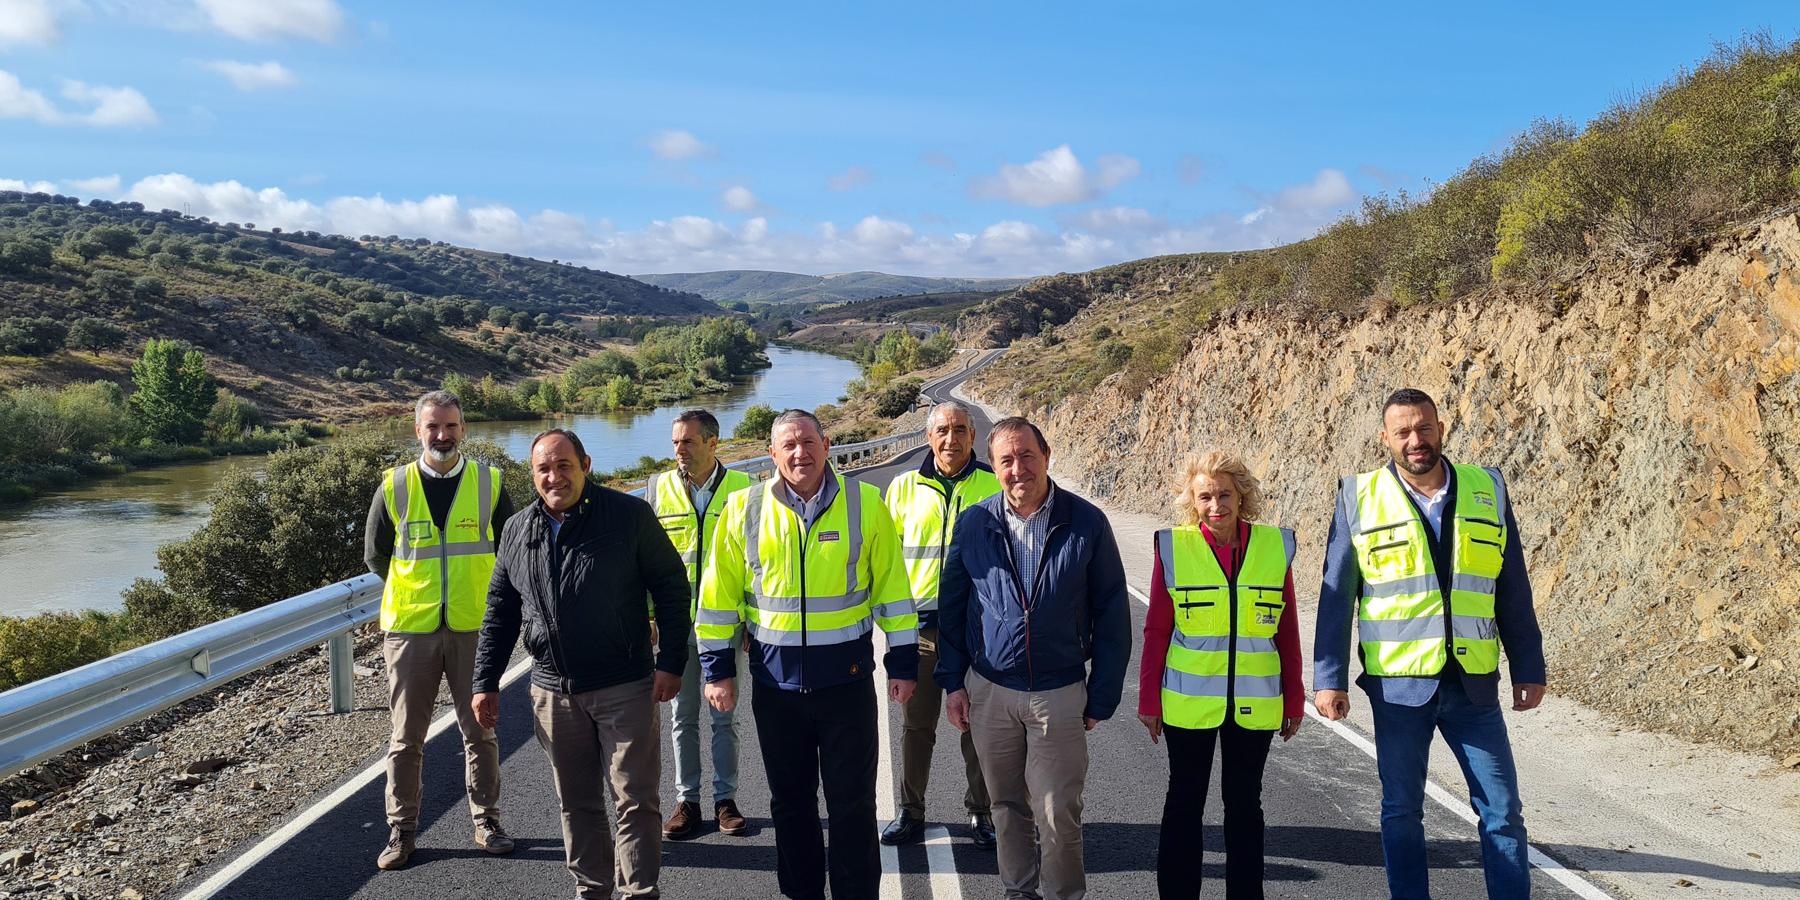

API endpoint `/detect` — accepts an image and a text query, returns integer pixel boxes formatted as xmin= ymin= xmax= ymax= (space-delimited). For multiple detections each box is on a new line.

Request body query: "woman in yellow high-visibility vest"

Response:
xmin=1137 ymin=452 xmax=1304 ymax=900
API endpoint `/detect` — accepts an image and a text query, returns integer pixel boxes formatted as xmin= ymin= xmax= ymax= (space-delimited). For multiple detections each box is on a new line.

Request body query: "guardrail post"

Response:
xmin=327 ymin=633 xmax=354 ymax=714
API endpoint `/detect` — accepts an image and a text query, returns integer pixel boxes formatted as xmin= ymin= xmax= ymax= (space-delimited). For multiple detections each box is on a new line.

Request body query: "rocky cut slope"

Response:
xmin=969 ymin=212 xmax=1800 ymax=760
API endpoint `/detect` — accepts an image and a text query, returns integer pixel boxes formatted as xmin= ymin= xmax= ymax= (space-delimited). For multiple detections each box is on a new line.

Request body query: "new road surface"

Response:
xmin=175 ymin=351 xmax=1608 ymax=899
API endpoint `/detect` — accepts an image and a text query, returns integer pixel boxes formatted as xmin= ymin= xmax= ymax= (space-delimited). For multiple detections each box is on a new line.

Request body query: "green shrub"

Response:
xmin=0 ymin=610 xmax=131 ymax=690
xmin=0 ymin=316 xmax=68 ymax=356
xmin=67 ymin=316 xmax=127 ymax=351
xmin=872 ymin=379 xmax=921 ymax=418
xmin=734 ymin=404 xmax=777 ymax=441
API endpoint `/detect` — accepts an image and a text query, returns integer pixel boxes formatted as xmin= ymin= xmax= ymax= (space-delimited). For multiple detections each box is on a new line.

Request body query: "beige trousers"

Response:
xmin=968 ymin=669 xmax=1090 ymax=900
xmin=382 ymin=628 xmax=500 ymax=832
xmin=531 ymin=677 xmax=663 ymax=899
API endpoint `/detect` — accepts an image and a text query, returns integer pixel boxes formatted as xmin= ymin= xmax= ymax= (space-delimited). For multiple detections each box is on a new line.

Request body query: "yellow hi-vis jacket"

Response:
xmin=1156 ymin=523 xmax=1296 ymax=730
xmin=380 ymin=461 xmax=502 ymax=633
xmin=649 ymin=464 xmax=755 ymax=606
xmin=1346 ymin=464 xmax=1506 ymax=677
xmin=882 ymin=461 xmax=1001 ymax=619
xmin=696 ymin=472 xmax=917 ymax=690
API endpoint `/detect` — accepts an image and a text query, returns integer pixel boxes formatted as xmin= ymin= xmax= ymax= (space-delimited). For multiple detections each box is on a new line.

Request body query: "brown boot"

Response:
xmin=663 ymin=800 xmax=702 ymax=841
xmin=376 ymin=828 xmax=415 ymax=870
xmin=474 ymin=817 xmax=514 ymax=855
xmin=715 ymin=798 xmax=747 ymax=836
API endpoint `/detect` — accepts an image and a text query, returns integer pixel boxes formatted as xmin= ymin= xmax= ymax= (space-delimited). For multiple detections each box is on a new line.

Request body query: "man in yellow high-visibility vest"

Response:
xmin=363 ymin=390 xmax=515 ymax=871
xmin=1314 ymin=388 xmax=1547 ymax=900
xmin=652 ymin=409 xmax=753 ymax=841
xmin=880 ymin=400 xmax=1001 ymax=850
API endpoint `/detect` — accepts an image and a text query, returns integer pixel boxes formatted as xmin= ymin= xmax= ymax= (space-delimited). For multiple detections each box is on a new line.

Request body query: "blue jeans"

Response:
xmin=1368 ymin=676 xmax=1530 ymax=900
xmin=672 ymin=635 xmax=739 ymax=804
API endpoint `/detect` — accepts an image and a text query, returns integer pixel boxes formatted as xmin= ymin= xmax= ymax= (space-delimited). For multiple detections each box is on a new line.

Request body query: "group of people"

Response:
xmin=362 ymin=385 xmax=1546 ymax=900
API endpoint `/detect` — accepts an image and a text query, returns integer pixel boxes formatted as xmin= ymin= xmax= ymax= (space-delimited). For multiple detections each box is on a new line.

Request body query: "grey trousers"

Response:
xmin=382 ymin=629 xmax=500 ymax=832
xmin=531 ymin=678 xmax=663 ymax=899
xmin=968 ymin=669 xmax=1090 ymax=900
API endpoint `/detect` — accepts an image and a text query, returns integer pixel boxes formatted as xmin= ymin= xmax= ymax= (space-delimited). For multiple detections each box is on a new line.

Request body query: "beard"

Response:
xmin=1392 ymin=442 xmax=1441 ymax=475
xmin=425 ymin=442 xmax=459 ymax=464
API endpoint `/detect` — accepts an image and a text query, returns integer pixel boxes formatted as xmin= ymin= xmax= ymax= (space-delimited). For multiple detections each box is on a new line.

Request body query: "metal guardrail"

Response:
xmin=0 ymin=430 xmax=934 ymax=781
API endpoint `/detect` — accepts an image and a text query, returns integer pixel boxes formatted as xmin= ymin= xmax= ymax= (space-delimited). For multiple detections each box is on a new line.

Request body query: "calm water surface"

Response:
xmin=0 ymin=345 xmax=858 ymax=617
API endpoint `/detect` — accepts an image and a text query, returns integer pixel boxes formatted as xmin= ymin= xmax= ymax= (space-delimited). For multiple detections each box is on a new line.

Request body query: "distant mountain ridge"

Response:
xmin=636 ymin=270 xmax=1031 ymax=306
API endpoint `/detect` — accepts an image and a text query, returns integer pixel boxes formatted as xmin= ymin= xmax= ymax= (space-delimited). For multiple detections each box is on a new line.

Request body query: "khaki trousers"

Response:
xmin=968 ymin=669 xmax=1090 ymax=900
xmin=531 ymin=678 xmax=663 ymax=899
xmin=901 ymin=626 xmax=989 ymax=816
xmin=382 ymin=629 xmax=500 ymax=832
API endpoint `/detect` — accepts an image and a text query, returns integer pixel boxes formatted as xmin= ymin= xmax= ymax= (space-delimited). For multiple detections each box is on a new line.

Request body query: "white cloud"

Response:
xmin=69 ymin=174 xmax=121 ymax=194
xmin=827 ymin=165 xmax=871 ymax=191
xmin=0 ymin=166 xmax=1365 ymax=278
xmin=60 ymin=79 xmax=158 ymax=126
xmin=0 ymin=70 xmax=156 ymax=127
xmin=0 ymin=0 xmax=60 ymax=47
xmin=648 ymin=129 xmax=711 ymax=161
xmin=1059 ymin=206 xmax=1165 ymax=235
xmin=972 ymin=145 xmax=1141 ymax=207
xmin=196 ymin=0 xmax=343 ymax=42
xmin=201 ymin=59 xmax=298 ymax=91
xmin=720 ymin=185 xmax=758 ymax=213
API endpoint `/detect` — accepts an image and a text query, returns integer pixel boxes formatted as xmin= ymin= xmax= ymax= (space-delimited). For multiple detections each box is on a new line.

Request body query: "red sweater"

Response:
xmin=1138 ymin=520 xmax=1305 ymax=720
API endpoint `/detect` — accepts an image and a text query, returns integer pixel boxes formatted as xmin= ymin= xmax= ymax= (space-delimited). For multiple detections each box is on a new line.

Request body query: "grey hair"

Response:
xmin=673 ymin=408 xmax=720 ymax=440
xmin=770 ymin=408 xmax=825 ymax=443
xmin=926 ymin=400 xmax=974 ymax=429
xmin=414 ymin=390 xmax=462 ymax=421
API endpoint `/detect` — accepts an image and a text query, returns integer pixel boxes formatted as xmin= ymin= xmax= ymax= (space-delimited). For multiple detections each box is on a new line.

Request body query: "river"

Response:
xmin=0 ymin=345 xmax=860 ymax=618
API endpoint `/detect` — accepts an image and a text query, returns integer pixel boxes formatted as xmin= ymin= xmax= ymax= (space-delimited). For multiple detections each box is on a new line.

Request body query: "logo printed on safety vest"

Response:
xmin=1473 ymin=491 xmax=1496 ymax=508
xmin=1256 ymin=610 xmax=1277 ymax=626
xmin=819 ymin=531 xmax=840 ymax=542
xmin=405 ymin=520 xmax=434 ymax=541
xmin=456 ymin=516 xmax=477 ymax=530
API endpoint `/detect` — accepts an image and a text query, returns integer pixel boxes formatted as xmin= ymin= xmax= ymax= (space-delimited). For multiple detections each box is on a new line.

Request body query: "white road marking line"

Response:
xmin=922 ymin=825 xmax=962 ymax=898
xmin=178 ymin=656 xmax=535 ymax=900
xmin=1125 ymin=581 xmax=1615 ymax=899
xmin=876 ymin=671 xmax=903 ymax=900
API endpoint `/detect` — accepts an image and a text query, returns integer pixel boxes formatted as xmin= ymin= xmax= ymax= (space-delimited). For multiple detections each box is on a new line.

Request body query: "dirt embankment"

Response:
xmin=970 ymin=213 xmax=1800 ymax=760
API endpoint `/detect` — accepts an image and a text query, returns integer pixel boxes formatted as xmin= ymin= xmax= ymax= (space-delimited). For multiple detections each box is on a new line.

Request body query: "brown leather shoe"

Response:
xmin=715 ymin=799 xmax=748 ymax=836
xmin=376 ymin=828 xmax=415 ymax=870
xmin=664 ymin=800 xmax=702 ymax=841
xmin=474 ymin=817 xmax=514 ymax=854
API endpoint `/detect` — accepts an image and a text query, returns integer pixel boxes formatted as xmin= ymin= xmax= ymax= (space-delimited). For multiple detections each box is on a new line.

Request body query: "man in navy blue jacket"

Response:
xmin=1314 ymin=389 xmax=1547 ymax=900
xmin=937 ymin=416 xmax=1131 ymax=900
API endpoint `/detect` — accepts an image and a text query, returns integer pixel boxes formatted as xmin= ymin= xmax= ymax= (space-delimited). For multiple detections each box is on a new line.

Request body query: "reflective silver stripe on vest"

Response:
xmin=1279 ymin=527 xmax=1297 ymax=566
xmin=1453 ymin=615 xmax=1498 ymax=641
xmin=754 ymin=590 xmax=870 ymax=614
xmin=903 ymin=545 xmax=944 ymax=560
xmin=1485 ymin=467 xmax=1508 ymax=523
xmin=745 ymin=484 xmax=765 ymax=601
xmin=392 ymin=540 xmax=498 ymax=562
xmin=391 ymin=466 xmax=409 ymax=528
xmin=748 ymin=618 xmax=873 ymax=646
xmin=1171 ymin=633 xmax=1278 ymax=654
xmin=1361 ymin=574 xmax=1438 ymax=599
xmin=678 ymin=550 xmax=699 ymax=565
xmin=1451 ymin=573 xmax=1496 ymax=595
xmin=476 ymin=464 xmax=494 ymax=551
xmin=843 ymin=479 xmax=863 ymax=604
xmin=1357 ymin=614 xmax=1447 ymax=643
xmin=1161 ymin=670 xmax=1283 ymax=699
xmin=1157 ymin=529 xmax=1176 ymax=587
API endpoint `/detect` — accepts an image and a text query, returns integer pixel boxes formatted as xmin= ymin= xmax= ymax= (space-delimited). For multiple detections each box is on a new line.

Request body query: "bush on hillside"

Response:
xmin=735 ymin=403 xmax=777 ymax=441
xmin=0 ymin=611 xmax=133 ymax=691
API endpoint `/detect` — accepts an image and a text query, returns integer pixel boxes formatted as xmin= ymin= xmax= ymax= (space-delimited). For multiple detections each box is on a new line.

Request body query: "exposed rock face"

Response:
xmin=972 ymin=214 xmax=1800 ymax=758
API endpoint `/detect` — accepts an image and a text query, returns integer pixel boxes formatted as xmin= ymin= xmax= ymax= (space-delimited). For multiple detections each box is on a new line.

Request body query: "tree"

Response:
xmin=0 ymin=317 xmax=68 ymax=356
xmin=130 ymin=339 xmax=216 ymax=444
xmin=0 ymin=239 xmax=53 ymax=274
xmin=67 ymin=316 xmax=127 ymax=351
xmin=872 ymin=379 xmax=921 ymax=418
xmin=734 ymin=403 xmax=776 ymax=441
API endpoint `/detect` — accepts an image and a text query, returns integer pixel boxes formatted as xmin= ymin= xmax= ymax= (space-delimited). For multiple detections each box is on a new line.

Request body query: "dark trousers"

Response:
xmin=1158 ymin=719 xmax=1275 ymax=900
xmin=752 ymin=677 xmax=881 ymax=900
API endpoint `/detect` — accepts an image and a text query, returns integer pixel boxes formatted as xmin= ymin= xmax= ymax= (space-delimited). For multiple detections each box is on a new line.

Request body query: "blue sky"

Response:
xmin=1 ymin=1 xmax=1795 ymax=277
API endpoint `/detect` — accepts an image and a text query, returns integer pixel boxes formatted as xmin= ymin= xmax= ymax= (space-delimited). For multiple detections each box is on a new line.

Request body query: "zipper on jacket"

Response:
xmin=1224 ymin=535 xmax=1241 ymax=725
xmin=542 ymin=516 xmax=571 ymax=683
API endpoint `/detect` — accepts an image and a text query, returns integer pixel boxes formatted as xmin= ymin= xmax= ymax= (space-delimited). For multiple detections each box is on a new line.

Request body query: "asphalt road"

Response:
xmin=179 ymin=350 xmax=1585 ymax=899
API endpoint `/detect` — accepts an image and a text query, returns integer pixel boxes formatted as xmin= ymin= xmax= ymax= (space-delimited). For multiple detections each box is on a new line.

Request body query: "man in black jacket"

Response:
xmin=472 ymin=429 xmax=690 ymax=900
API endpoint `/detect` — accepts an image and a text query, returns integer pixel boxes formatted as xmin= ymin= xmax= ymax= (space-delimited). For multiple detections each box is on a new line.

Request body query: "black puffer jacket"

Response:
xmin=473 ymin=482 xmax=691 ymax=695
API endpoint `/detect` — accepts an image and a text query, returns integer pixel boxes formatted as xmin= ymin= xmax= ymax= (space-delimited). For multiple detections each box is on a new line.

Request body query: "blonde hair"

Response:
xmin=1173 ymin=451 xmax=1263 ymax=525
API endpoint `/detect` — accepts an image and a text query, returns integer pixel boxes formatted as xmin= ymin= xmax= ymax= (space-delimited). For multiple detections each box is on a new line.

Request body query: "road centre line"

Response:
xmin=178 ymin=657 xmax=536 ymax=900
xmin=1122 ymin=582 xmax=1615 ymax=900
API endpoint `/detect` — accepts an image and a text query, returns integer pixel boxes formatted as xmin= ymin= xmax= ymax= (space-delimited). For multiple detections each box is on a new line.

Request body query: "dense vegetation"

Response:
xmin=966 ymin=36 xmax=1800 ymax=409
xmin=441 ymin=317 xmax=768 ymax=418
xmin=0 ymin=194 xmax=717 ymax=420
xmin=638 ymin=270 xmax=1028 ymax=306
xmin=0 ymin=340 xmax=314 ymax=503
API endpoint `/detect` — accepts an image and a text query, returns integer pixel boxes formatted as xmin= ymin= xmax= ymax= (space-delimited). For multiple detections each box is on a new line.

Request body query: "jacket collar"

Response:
xmin=976 ymin=477 xmax=1070 ymax=530
xmin=916 ymin=450 xmax=992 ymax=482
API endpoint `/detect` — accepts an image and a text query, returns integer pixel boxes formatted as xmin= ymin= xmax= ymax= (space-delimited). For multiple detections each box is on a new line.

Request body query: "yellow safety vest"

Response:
xmin=649 ymin=465 xmax=755 ymax=606
xmin=883 ymin=464 xmax=1002 ymax=613
xmin=695 ymin=474 xmax=917 ymax=656
xmin=380 ymin=461 xmax=501 ymax=634
xmin=1345 ymin=464 xmax=1506 ymax=677
xmin=1156 ymin=523 xmax=1295 ymax=730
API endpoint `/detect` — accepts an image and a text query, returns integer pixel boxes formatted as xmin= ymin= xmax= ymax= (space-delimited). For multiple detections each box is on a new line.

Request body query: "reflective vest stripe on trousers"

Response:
xmin=884 ymin=468 xmax=1002 ymax=613
xmin=1345 ymin=464 xmax=1505 ymax=677
xmin=1156 ymin=523 xmax=1295 ymax=731
xmin=381 ymin=462 xmax=499 ymax=633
